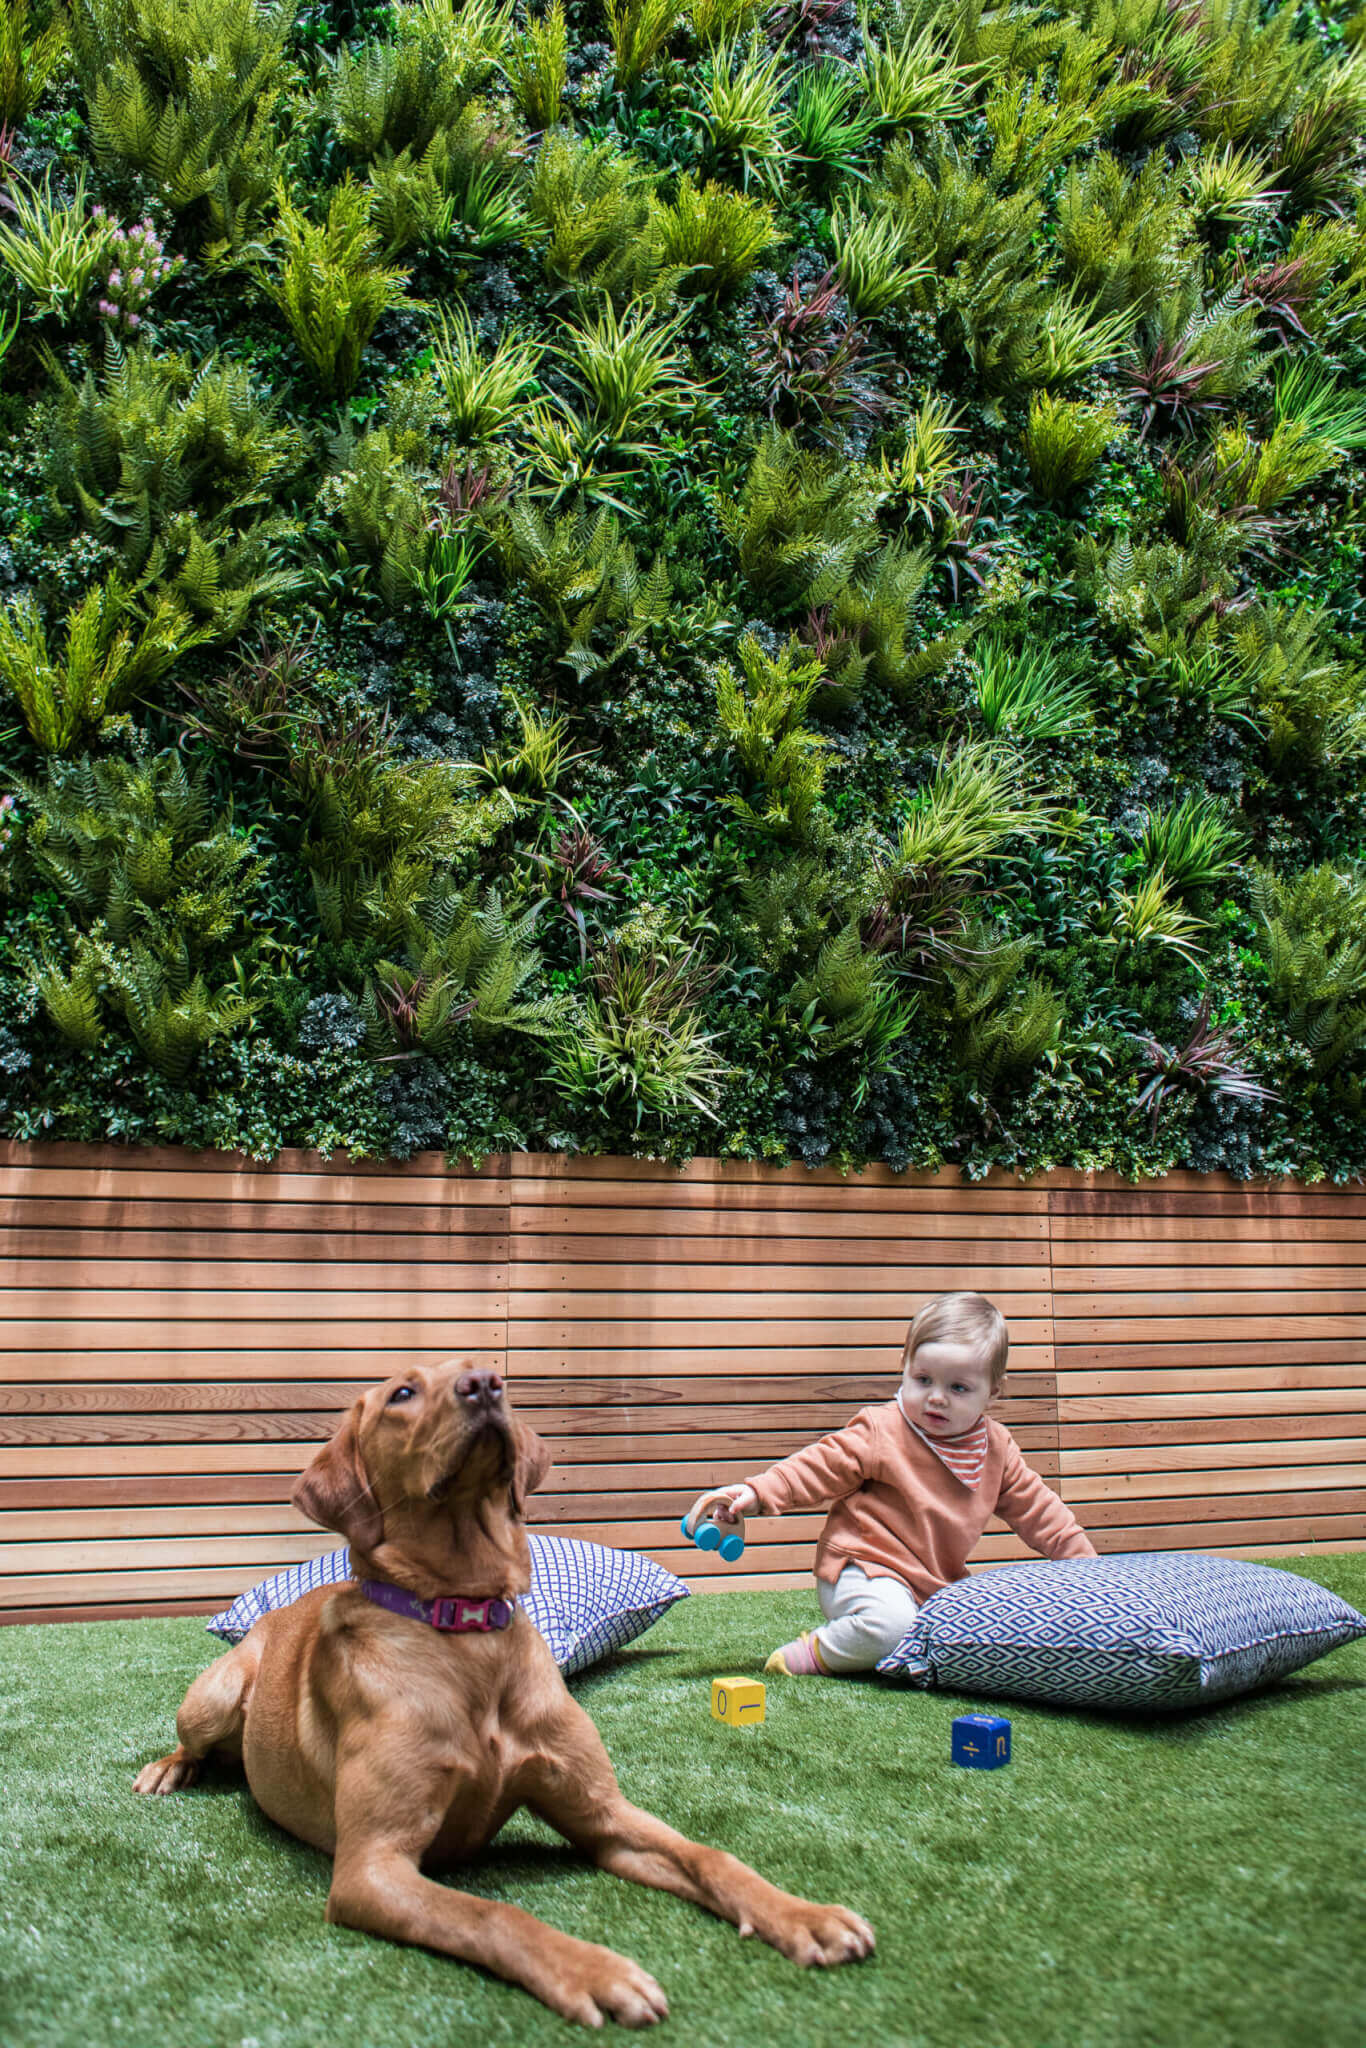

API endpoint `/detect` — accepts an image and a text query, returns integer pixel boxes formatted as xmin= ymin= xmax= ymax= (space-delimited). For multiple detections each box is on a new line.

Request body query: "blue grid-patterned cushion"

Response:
xmin=875 ymin=1554 xmax=1366 ymax=1711
xmin=208 ymin=1534 xmax=689 ymax=1677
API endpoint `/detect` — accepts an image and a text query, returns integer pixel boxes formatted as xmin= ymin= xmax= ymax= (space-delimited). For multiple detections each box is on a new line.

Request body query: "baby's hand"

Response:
xmin=712 ymin=1484 xmax=758 ymax=1523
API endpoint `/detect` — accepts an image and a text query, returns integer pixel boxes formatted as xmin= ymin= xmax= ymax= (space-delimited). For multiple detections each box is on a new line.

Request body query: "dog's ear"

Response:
xmin=292 ymin=1406 xmax=384 ymax=1553
xmin=509 ymin=1422 xmax=552 ymax=1517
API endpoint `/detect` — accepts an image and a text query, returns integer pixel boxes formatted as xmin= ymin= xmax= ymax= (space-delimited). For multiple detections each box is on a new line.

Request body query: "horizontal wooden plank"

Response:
xmin=1062 ymin=1464 xmax=1366 ymax=1502
xmin=1073 ymin=1489 xmax=1366 ymax=1528
xmin=1053 ymin=1240 xmax=1366 ymax=1268
xmin=1058 ymin=1389 xmax=1366 ymax=1421
xmin=1060 ymin=1438 xmax=1366 ymax=1476
xmin=0 ymin=1290 xmax=506 ymax=1319
xmin=1048 ymin=1189 xmax=1366 ymax=1216
xmin=0 ymin=1373 xmax=1055 ymax=1413
xmin=506 ymin=1320 xmax=1053 ymax=1348
xmin=510 ymin=1263 xmax=1049 ymax=1293
xmin=1054 ymin=1290 xmax=1366 ymax=1316
xmin=0 ymin=1261 xmax=509 ymax=1291
xmin=0 ymin=1450 xmax=1068 ymax=1510
xmin=0 ymin=1350 xmax=507 ymax=1384
xmin=0 ymin=1404 xmax=1060 ymax=1448
xmin=1053 ymin=1341 xmax=1366 ymax=1371
xmin=0 ymin=1201 xmax=507 ymax=1237
xmin=506 ymin=1291 xmax=1051 ymax=1321
xmin=1055 ymin=1415 xmax=1360 ymax=1448
xmin=1056 ymin=1316 xmax=1366 ymax=1343
xmin=0 ymin=1322 xmax=504 ymax=1353
xmin=512 ymin=1234 xmax=1050 ymax=1269
xmin=511 ymin=1181 xmax=1052 ymax=1216
xmin=1050 ymin=1214 xmax=1366 ymax=1242
xmin=1055 ymin=1365 xmax=1366 ymax=1393
xmin=510 ymin=1207 xmax=1049 ymax=1241
xmin=0 ymin=1165 xmax=509 ymax=1205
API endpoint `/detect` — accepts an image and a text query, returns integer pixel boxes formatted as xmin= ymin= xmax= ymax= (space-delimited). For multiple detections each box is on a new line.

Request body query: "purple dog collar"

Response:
xmin=360 ymin=1579 xmax=515 ymax=1633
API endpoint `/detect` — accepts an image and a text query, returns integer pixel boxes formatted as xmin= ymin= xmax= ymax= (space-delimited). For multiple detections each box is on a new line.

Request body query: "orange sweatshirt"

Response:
xmin=744 ymin=1400 xmax=1097 ymax=1601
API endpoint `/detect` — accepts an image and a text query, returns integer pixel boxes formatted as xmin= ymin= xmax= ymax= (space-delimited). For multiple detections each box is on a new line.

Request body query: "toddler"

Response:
xmin=712 ymin=1291 xmax=1097 ymax=1675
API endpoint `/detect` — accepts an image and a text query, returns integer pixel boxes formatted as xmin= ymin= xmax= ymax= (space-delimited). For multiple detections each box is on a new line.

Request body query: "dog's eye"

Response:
xmin=387 ymin=1385 xmax=416 ymax=1406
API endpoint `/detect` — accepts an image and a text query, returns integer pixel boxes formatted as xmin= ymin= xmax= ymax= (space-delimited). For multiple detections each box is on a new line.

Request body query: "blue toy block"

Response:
xmin=951 ymin=1714 xmax=1011 ymax=1769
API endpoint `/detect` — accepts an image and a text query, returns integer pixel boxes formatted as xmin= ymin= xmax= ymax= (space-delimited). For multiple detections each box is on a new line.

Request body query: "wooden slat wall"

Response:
xmin=1 ymin=1146 xmax=1362 ymax=1623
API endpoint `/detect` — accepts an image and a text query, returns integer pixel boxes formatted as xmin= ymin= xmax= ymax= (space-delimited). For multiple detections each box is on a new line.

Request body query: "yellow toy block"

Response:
xmin=711 ymin=1676 xmax=766 ymax=1727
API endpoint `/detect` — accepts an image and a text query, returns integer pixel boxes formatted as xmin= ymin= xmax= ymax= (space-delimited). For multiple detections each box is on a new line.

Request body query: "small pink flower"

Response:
xmin=127 ymin=312 xmax=141 ymax=329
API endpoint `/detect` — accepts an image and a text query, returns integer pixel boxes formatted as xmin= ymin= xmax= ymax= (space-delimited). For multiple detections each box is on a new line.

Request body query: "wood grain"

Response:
xmin=1 ymin=1147 xmax=1362 ymax=1622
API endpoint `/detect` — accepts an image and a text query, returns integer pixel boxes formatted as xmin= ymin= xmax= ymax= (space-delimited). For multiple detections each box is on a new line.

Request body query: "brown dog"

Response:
xmin=134 ymin=1359 xmax=875 ymax=2025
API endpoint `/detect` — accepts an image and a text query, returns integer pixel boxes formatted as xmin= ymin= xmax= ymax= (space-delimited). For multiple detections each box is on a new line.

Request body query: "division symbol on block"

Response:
xmin=681 ymin=1490 xmax=746 ymax=1562
xmin=712 ymin=1676 xmax=766 ymax=1726
xmin=951 ymin=1713 xmax=1011 ymax=1769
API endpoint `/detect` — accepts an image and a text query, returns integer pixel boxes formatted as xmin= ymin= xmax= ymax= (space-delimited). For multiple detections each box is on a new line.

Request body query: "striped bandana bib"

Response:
xmin=897 ymin=1392 xmax=989 ymax=1491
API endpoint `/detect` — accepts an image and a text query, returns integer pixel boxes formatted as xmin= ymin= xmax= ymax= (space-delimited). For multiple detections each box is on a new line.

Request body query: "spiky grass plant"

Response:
xmin=1019 ymin=287 xmax=1136 ymax=389
xmin=694 ymin=31 xmax=788 ymax=195
xmin=973 ymin=637 xmax=1091 ymax=742
xmin=1105 ymin=870 xmax=1208 ymax=969
xmin=1022 ymin=391 xmax=1117 ymax=501
xmin=261 ymin=179 xmax=418 ymax=396
xmin=607 ymin=0 xmax=679 ymax=88
xmin=504 ymin=0 xmax=567 ymax=127
xmin=552 ymin=299 xmax=705 ymax=457
xmin=857 ymin=11 xmax=978 ymax=130
xmin=1184 ymin=143 xmax=1284 ymax=236
xmin=0 ymin=170 xmax=115 ymax=324
xmin=871 ymin=741 xmax=1053 ymax=960
xmin=830 ymin=199 xmax=929 ymax=314
xmin=550 ymin=940 xmax=727 ymax=1127
xmin=655 ymin=175 xmax=775 ymax=294
xmin=1135 ymin=794 xmax=1246 ymax=893
xmin=879 ymin=391 xmax=960 ymax=519
xmin=429 ymin=303 xmax=543 ymax=445
xmin=0 ymin=0 xmax=66 ymax=123
xmin=787 ymin=61 xmax=875 ymax=189
xmin=1272 ymin=360 xmax=1366 ymax=457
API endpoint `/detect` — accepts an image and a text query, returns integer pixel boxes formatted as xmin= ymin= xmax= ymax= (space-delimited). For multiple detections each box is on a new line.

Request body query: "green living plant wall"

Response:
xmin=1 ymin=0 xmax=1366 ymax=1179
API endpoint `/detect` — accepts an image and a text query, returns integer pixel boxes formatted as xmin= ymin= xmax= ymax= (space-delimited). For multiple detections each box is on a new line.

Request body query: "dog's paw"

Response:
xmin=745 ymin=1898 xmax=876 ymax=1968
xmin=540 ymin=1942 xmax=670 ymax=2029
xmin=133 ymin=1750 xmax=200 ymax=1795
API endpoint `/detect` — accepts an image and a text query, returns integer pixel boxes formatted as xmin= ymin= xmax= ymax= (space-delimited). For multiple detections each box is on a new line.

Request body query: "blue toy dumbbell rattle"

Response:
xmin=680 ymin=1489 xmax=747 ymax=1563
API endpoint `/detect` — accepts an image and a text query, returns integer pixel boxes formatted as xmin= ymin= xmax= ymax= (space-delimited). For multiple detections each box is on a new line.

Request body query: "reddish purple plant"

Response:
xmin=766 ymin=0 xmax=854 ymax=58
xmin=1132 ymin=996 xmax=1276 ymax=1136
xmin=799 ymin=604 xmax=866 ymax=684
xmin=434 ymin=457 xmax=509 ymax=528
xmin=93 ymin=212 xmax=183 ymax=334
xmin=934 ymin=471 xmax=998 ymax=602
xmin=1129 ymin=337 xmax=1228 ymax=443
xmin=536 ymin=821 xmax=618 ymax=961
xmin=1235 ymin=256 xmax=1313 ymax=348
xmin=750 ymin=266 xmax=890 ymax=431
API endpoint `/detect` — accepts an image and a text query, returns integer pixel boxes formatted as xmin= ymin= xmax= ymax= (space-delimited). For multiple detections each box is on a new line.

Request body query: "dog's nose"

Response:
xmin=456 ymin=1369 xmax=504 ymax=1409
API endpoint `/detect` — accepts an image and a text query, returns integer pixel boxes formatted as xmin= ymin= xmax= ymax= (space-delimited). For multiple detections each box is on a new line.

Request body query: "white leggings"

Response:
xmin=815 ymin=1564 xmax=920 ymax=1673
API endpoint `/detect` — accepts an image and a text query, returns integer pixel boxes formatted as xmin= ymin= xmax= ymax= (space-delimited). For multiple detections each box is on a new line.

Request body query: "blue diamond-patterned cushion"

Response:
xmin=875 ymin=1554 xmax=1366 ymax=1710
xmin=208 ymin=1534 xmax=689 ymax=1678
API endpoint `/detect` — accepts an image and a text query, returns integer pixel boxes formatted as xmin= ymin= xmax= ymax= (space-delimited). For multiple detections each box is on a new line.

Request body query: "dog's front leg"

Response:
xmin=325 ymin=1745 xmax=670 ymax=2028
xmin=529 ymin=1717 xmax=875 ymax=1969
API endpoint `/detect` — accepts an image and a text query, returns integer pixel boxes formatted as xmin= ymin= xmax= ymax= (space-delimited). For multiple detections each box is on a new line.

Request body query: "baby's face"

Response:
xmin=900 ymin=1339 xmax=995 ymax=1438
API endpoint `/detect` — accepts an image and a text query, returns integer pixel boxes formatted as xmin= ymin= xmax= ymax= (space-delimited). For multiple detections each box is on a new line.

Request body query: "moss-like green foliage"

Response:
xmin=2 ymin=0 xmax=1365 ymax=1177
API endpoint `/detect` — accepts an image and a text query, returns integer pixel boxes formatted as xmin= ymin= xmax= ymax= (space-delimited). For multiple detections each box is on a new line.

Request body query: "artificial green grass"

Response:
xmin=3 ymin=1560 xmax=1365 ymax=2048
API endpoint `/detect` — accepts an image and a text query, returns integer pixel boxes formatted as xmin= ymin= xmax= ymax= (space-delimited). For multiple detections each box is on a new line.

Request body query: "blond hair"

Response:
xmin=903 ymin=1292 xmax=1009 ymax=1391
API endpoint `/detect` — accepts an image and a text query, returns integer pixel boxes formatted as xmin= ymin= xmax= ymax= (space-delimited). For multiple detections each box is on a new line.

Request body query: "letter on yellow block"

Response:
xmin=711 ymin=1676 xmax=766 ymax=1727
